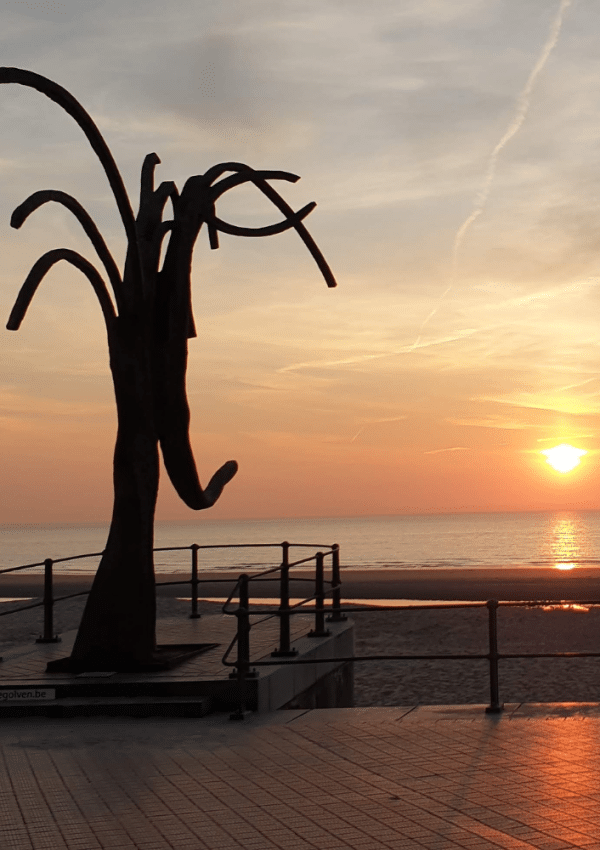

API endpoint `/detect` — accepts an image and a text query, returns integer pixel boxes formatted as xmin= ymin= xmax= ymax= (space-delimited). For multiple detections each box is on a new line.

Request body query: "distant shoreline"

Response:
xmin=3 ymin=567 xmax=600 ymax=602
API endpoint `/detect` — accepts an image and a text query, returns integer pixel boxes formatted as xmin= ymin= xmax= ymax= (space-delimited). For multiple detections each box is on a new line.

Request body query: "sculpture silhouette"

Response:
xmin=0 ymin=68 xmax=336 ymax=671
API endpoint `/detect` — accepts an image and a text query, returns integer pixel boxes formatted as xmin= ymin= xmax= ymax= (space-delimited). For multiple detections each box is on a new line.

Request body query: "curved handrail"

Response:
xmin=0 ymin=542 xmax=343 ymax=646
xmin=0 ymin=541 xmax=337 ymax=576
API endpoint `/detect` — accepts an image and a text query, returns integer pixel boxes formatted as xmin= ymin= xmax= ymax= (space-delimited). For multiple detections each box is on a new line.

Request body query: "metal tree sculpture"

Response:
xmin=1 ymin=68 xmax=336 ymax=671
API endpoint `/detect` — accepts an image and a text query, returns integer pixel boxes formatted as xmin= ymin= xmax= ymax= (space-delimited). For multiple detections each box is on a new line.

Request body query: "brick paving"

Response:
xmin=0 ymin=613 xmax=353 ymax=717
xmin=0 ymin=614 xmax=314 ymax=684
xmin=1 ymin=703 xmax=600 ymax=849
xmin=0 ymin=614 xmax=314 ymax=688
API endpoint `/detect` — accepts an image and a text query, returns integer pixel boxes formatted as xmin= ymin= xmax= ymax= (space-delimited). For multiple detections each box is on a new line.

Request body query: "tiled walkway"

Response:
xmin=2 ymin=703 xmax=600 ymax=849
xmin=0 ymin=614 xmax=315 ymax=688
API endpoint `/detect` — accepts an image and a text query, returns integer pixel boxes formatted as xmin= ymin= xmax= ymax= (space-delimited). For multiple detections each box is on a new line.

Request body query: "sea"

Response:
xmin=2 ymin=510 xmax=600 ymax=576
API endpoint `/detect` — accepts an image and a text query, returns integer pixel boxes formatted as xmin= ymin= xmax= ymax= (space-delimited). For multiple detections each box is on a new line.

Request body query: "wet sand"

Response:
xmin=3 ymin=567 xmax=600 ymax=602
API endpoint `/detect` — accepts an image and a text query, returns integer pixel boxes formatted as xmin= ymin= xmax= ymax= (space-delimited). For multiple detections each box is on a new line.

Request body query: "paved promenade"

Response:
xmin=2 ymin=703 xmax=600 ymax=850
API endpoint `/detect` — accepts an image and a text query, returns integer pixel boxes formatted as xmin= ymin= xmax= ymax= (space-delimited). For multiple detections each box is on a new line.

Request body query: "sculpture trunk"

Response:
xmin=69 ymin=318 xmax=160 ymax=670
xmin=1 ymin=69 xmax=337 ymax=673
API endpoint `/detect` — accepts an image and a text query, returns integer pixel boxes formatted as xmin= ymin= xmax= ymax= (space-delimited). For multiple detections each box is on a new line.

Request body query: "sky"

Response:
xmin=1 ymin=0 xmax=600 ymax=523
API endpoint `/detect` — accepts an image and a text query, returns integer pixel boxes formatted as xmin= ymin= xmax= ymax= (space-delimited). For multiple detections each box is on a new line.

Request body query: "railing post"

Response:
xmin=230 ymin=574 xmax=257 ymax=720
xmin=190 ymin=544 xmax=201 ymax=619
xmin=485 ymin=599 xmax=504 ymax=714
xmin=36 ymin=559 xmax=61 ymax=644
xmin=308 ymin=552 xmax=331 ymax=638
xmin=272 ymin=541 xmax=297 ymax=657
xmin=327 ymin=544 xmax=346 ymax=622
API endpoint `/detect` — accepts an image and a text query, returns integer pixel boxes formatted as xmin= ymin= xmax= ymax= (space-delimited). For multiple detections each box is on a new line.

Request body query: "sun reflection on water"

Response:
xmin=540 ymin=512 xmax=594 ymax=571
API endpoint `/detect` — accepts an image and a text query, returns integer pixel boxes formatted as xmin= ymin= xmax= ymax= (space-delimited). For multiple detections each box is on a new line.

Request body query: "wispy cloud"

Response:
xmin=477 ymin=394 xmax=599 ymax=417
xmin=424 ymin=446 xmax=469 ymax=455
xmin=0 ymin=389 xmax=112 ymax=421
xmin=279 ymin=328 xmax=483 ymax=373
xmin=445 ymin=416 xmax=531 ymax=431
xmin=452 ymin=0 xmax=573 ymax=265
xmin=350 ymin=416 xmax=408 ymax=443
xmin=411 ymin=0 xmax=574 ymax=348
xmin=537 ymin=434 xmax=595 ymax=442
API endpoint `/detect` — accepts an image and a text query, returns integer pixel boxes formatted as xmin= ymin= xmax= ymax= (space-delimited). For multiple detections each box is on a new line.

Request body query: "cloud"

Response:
xmin=413 ymin=0 xmax=574 ymax=345
xmin=0 ymin=387 xmax=112 ymax=421
xmin=452 ymin=0 xmax=573 ymax=262
xmin=349 ymin=416 xmax=408 ymax=443
xmin=477 ymin=394 xmax=600 ymax=417
xmin=278 ymin=328 xmax=484 ymax=373
xmin=130 ymin=32 xmax=271 ymax=136
xmin=445 ymin=416 xmax=531 ymax=431
xmin=424 ymin=446 xmax=469 ymax=454
xmin=5 ymin=1 xmax=70 ymax=22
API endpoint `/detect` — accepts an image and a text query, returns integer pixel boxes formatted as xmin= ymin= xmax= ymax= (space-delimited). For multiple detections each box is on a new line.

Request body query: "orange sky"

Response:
xmin=2 ymin=0 xmax=600 ymax=523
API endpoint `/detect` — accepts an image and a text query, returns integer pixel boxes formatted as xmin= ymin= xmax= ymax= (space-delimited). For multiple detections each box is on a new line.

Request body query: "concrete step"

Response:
xmin=0 ymin=694 xmax=213 ymax=718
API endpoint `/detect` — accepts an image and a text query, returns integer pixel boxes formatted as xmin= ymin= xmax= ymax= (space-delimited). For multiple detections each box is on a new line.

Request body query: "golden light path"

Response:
xmin=541 ymin=443 xmax=587 ymax=473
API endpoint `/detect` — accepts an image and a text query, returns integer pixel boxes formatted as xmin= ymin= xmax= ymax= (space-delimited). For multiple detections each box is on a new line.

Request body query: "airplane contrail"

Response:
xmin=412 ymin=0 xmax=573 ymax=348
xmin=452 ymin=0 xmax=572 ymax=269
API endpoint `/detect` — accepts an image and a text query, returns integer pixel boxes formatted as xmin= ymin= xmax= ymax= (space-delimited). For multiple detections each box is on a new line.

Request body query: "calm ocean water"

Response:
xmin=2 ymin=511 xmax=600 ymax=575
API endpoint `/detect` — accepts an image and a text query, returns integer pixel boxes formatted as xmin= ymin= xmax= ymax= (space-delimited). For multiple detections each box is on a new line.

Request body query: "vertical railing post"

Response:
xmin=36 ymin=559 xmax=61 ymax=644
xmin=327 ymin=544 xmax=346 ymax=622
xmin=230 ymin=574 xmax=257 ymax=720
xmin=272 ymin=541 xmax=297 ymax=657
xmin=190 ymin=544 xmax=201 ymax=619
xmin=485 ymin=599 xmax=504 ymax=714
xmin=308 ymin=552 xmax=331 ymax=638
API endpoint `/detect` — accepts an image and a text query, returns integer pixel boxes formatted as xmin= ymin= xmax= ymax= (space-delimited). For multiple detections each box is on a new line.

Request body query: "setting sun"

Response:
xmin=541 ymin=444 xmax=587 ymax=474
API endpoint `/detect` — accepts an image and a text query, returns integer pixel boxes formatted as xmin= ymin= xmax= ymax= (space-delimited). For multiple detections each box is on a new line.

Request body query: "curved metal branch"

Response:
xmin=0 ymin=68 xmax=137 ymax=250
xmin=201 ymin=161 xmax=271 ymax=187
xmin=252 ymin=180 xmax=336 ymax=287
xmin=207 ymin=201 xmax=316 ymax=239
xmin=137 ymin=180 xmax=178 ymax=246
xmin=11 ymin=190 xmax=123 ymax=314
xmin=210 ymin=166 xmax=337 ymax=288
xmin=139 ymin=152 xmax=161 ymax=212
xmin=135 ymin=154 xmax=179 ymax=298
xmin=153 ymin=164 xmax=336 ymax=509
xmin=0 ymin=67 xmax=141 ymax=307
xmin=137 ymin=153 xmax=179 ymax=234
xmin=151 ymin=172 xmax=243 ymax=507
xmin=6 ymin=248 xmax=117 ymax=332
xmin=157 ymin=220 xmax=174 ymax=247
xmin=152 ymin=219 xmax=175 ymax=275
xmin=196 ymin=169 xmax=299 ymax=250
xmin=143 ymin=181 xmax=178 ymax=234
xmin=209 ymin=168 xmax=300 ymax=199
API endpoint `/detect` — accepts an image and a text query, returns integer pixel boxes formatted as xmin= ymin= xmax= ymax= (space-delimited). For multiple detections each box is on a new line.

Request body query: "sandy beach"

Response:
xmin=2 ymin=567 xmax=600 ymax=707
xmin=5 ymin=566 xmax=600 ymax=601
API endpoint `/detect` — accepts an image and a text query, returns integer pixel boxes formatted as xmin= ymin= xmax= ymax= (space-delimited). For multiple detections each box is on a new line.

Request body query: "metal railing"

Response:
xmin=0 ymin=541 xmax=340 ymax=645
xmin=0 ymin=551 xmax=105 ymax=645
xmin=4 ymin=545 xmax=600 ymax=719
xmin=221 ymin=544 xmax=342 ymax=718
xmin=221 ymin=585 xmax=600 ymax=718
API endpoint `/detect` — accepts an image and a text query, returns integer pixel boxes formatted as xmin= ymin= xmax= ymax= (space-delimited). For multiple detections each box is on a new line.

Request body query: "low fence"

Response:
xmin=221 ymin=589 xmax=600 ymax=718
xmin=0 ymin=541 xmax=341 ymax=644
xmin=3 ymin=547 xmax=600 ymax=718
